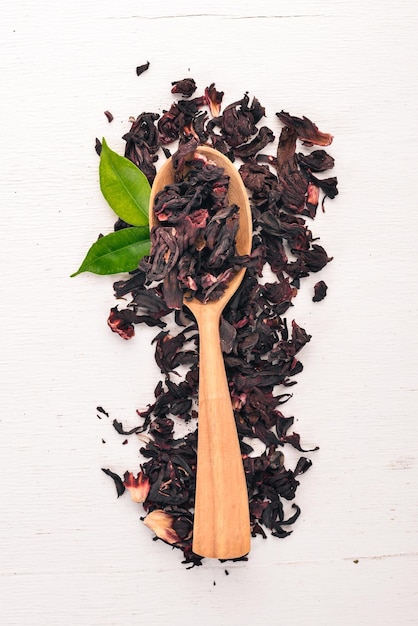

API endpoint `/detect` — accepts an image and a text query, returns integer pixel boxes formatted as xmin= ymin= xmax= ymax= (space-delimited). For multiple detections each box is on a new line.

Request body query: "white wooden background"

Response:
xmin=1 ymin=1 xmax=418 ymax=624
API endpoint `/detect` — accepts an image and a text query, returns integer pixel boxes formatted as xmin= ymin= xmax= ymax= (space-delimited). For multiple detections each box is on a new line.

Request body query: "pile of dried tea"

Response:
xmin=147 ymin=154 xmax=246 ymax=305
xmin=99 ymin=70 xmax=338 ymax=567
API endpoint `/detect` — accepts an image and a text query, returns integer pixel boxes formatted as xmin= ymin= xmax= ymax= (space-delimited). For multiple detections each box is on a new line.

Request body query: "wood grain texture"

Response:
xmin=191 ymin=305 xmax=251 ymax=559
xmin=1 ymin=0 xmax=418 ymax=624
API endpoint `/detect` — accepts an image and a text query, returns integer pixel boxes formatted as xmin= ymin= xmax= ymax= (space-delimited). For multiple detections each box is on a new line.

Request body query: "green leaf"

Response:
xmin=99 ymin=138 xmax=151 ymax=226
xmin=71 ymin=227 xmax=150 ymax=276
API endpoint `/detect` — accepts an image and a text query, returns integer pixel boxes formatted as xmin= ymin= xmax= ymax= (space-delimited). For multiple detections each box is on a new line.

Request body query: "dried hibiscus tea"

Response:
xmin=146 ymin=152 xmax=245 ymax=304
xmin=171 ymin=78 xmax=197 ymax=97
xmin=136 ymin=61 xmax=150 ymax=76
xmin=276 ymin=111 xmax=333 ymax=147
xmin=313 ymin=280 xmax=328 ymax=302
xmin=123 ymin=471 xmax=150 ymax=503
xmin=96 ymin=74 xmax=339 ymax=566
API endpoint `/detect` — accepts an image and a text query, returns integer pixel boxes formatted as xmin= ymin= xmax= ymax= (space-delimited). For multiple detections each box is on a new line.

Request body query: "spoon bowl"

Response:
xmin=149 ymin=145 xmax=252 ymax=559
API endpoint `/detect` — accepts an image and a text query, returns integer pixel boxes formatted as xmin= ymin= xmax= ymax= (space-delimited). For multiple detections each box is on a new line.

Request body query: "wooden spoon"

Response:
xmin=149 ymin=145 xmax=252 ymax=559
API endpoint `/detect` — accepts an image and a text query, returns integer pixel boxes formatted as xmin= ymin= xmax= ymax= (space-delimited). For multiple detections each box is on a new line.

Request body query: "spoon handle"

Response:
xmin=192 ymin=308 xmax=251 ymax=559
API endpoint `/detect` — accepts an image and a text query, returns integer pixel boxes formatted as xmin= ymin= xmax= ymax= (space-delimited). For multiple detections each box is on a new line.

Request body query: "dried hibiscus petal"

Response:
xmin=297 ymin=149 xmax=335 ymax=172
xmin=123 ymin=471 xmax=150 ymax=502
xmin=107 ymin=307 xmax=136 ymax=340
xmin=143 ymin=509 xmax=182 ymax=545
xmin=123 ymin=112 xmax=160 ymax=184
xmin=305 ymin=182 xmax=320 ymax=218
xmin=171 ymin=78 xmax=197 ymax=97
xmin=136 ymin=61 xmax=150 ymax=76
xmin=313 ymin=280 xmax=328 ymax=302
xmin=234 ymin=126 xmax=275 ymax=159
xmin=309 ymin=173 xmax=339 ymax=200
xmin=204 ymin=83 xmax=224 ymax=117
xmin=221 ymin=94 xmax=265 ymax=147
xmin=102 ymin=468 xmax=125 ymax=497
xmin=297 ymin=244 xmax=333 ymax=273
xmin=276 ymin=111 xmax=333 ymax=147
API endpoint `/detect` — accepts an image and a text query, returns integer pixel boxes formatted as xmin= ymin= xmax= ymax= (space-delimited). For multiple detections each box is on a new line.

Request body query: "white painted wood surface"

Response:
xmin=1 ymin=1 xmax=418 ymax=624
